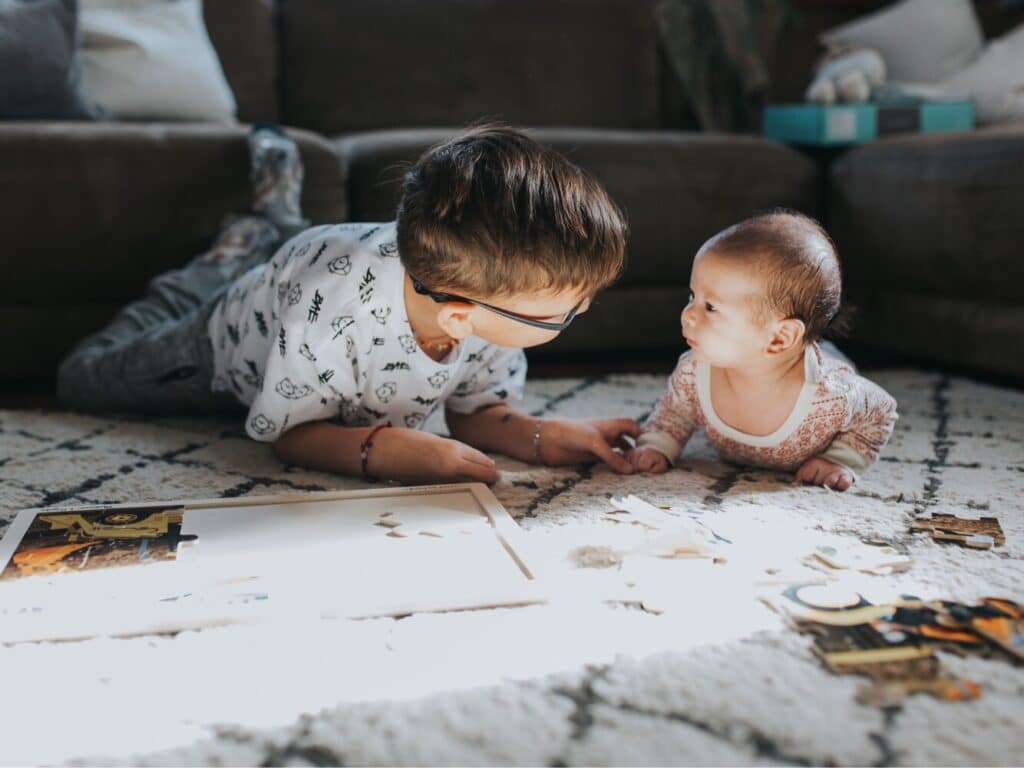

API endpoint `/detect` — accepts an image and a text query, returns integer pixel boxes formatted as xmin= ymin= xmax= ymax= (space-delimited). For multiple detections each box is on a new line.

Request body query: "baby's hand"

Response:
xmin=627 ymin=446 xmax=670 ymax=474
xmin=796 ymin=457 xmax=854 ymax=491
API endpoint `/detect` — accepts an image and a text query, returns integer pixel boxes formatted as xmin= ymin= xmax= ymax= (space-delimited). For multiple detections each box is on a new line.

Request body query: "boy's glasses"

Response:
xmin=410 ymin=276 xmax=582 ymax=332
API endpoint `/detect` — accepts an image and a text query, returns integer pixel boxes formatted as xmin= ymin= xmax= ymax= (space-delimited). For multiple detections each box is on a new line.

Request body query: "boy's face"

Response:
xmin=681 ymin=249 xmax=775 ymax=366
xmin=439 ymin=286 xmax=591 ymax=348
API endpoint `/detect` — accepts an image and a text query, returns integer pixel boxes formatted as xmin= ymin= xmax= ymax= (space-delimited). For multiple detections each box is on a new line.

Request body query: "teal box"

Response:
xmin=763 ymin=104 xmax=876 ymax=146
xmin=763 ymin=101 xmax=974 ymax=146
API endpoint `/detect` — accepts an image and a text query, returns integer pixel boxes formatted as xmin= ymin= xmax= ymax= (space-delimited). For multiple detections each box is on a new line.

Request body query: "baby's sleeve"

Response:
xmin=445 ymin=346 xmax=527 ymax=414
xmin=638 ymin=354 xmax=699 ymax=464
xmin=820 ymin=375 xmax=898 ymax=474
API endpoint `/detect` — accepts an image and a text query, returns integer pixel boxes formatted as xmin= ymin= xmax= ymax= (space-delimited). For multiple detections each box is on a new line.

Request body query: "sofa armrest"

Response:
xmin=0 ymin=122 xmax=346 ymax=382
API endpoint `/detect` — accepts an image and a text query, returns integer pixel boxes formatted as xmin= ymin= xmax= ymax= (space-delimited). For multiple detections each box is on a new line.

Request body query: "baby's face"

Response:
xmin=681 ymin=249 xmax=773 ymax=366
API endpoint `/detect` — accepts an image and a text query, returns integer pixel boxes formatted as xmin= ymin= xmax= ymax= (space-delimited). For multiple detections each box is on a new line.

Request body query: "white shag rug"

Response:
xmin=0 ymin=370 xmax=1022 ymax=766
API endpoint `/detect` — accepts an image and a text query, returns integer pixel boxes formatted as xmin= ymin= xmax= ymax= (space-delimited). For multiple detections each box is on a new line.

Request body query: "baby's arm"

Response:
xmin=629 ymin=355 xmax=699 ymax=473
xmin=797 ymin=375 xmax=898 ymax=490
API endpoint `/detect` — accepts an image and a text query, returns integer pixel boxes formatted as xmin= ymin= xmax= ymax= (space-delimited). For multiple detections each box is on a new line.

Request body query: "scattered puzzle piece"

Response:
xmin=375 ymin=519 xmax=401 ymax=529
xmin=911 ymin=514 xmax=1004 ymax=548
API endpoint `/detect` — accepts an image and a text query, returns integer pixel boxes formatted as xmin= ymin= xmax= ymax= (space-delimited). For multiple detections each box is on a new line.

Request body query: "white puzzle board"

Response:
xmin=0 ymin=483 xmax=543 ymax=644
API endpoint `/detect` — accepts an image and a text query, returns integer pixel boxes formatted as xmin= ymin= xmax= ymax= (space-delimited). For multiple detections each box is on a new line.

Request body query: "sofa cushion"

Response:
xmin=280 ymin=0 xmax=660 ymax=134
xmin=830 ymin=125 xmax=1024 ymax=305
xmin=0 ymin=123 xmax=345 ymax=381
xmin=337 ymin=128 xmax=819 ymax=288
xmin=79 ymin=0 xmax=237 ymax=122
xmin=0 ymin=0 xmax=100 ymax=119
xmin=203 ymin=0 xmax=279 ymax=123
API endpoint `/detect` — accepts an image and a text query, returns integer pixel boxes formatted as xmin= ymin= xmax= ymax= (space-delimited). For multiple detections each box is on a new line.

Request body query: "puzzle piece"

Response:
xmin=810 ymin=539 xmax=912 ymax=576
xmin=911 ymin=514 xmax=1005 ymax=549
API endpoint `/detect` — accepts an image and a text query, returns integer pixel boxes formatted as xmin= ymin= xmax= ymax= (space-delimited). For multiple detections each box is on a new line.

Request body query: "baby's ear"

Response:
xmin=766 ymin=318 xmax=805 ymax=356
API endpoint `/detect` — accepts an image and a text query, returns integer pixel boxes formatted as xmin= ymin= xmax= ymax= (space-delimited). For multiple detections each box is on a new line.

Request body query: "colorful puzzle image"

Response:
xmin=0 ymin=506 xmax=196 ymax=580
xmin=0 ymin=484 xmax=541 ymax=644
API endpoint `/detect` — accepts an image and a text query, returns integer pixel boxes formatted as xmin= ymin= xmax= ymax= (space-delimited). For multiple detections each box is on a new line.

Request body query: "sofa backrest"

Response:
xmin=204 ymin=0 xmax=280 ymax=123
xmin=277 ymin=0 xmax=662 ymax=136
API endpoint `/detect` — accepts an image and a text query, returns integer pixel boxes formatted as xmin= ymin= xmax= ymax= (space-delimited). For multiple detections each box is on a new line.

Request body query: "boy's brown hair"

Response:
xmin=703 ymin=210 xmax=850 ymax=342
xmin=396 ymin=125 xmax=627 ymax=299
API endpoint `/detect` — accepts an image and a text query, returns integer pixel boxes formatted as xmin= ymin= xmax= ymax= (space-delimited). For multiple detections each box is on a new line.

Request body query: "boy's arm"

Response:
xmin=273 ymin=421 xmax=499 ymax=483
xmin=446 ymin=404 xmax=638 ymax=474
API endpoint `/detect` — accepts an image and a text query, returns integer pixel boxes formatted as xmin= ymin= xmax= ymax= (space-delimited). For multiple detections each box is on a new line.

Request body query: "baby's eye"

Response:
xmin=687 ymin=290 xmax=695 ymax=303
xmin=705 ymin=302 xmax=716 ymax=313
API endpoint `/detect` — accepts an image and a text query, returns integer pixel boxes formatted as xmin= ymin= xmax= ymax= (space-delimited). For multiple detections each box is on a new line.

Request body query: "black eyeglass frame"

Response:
xmin=410 ymin=276 xmax=582 ymax=332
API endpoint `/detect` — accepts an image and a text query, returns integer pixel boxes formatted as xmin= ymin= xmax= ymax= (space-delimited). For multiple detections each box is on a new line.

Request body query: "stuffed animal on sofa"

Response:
xmin=805 ymin=46 xmax=887 ymax=104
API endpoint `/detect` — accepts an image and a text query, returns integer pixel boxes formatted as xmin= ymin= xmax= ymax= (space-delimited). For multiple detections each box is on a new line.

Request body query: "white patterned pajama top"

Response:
xmin=207 ymin=222 xmax=527 ymax=441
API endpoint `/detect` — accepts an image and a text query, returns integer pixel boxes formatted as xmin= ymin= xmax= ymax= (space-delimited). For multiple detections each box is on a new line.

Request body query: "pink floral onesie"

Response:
xmin=639 ymin=343 xmax=898 ymax=476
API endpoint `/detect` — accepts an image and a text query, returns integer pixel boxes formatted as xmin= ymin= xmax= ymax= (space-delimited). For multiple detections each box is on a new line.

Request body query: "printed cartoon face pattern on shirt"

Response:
xmin=206 ymin=222 xmax=527 ymax=442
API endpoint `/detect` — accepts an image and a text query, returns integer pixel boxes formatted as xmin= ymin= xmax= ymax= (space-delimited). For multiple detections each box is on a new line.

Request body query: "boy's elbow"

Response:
xmin=271 ymin=431 xmax=297 ymax=464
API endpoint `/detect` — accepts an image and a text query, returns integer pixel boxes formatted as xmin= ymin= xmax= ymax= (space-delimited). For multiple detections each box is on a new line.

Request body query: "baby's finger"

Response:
xmin=834 ymin=472 xmax=852 ymax=491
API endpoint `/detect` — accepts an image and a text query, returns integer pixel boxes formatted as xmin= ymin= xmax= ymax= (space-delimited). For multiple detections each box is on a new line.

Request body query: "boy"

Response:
xmin=58 ymin=125 xmax=639 ymax=484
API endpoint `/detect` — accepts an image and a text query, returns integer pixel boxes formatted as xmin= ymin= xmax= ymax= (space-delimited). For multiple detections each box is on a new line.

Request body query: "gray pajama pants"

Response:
xmin=57 ymin=216 xmax=288 ymax=415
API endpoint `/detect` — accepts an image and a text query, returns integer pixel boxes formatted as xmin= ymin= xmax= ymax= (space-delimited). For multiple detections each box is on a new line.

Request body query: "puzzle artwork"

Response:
xmin=0 ymin=484 xmax=542 ymax=644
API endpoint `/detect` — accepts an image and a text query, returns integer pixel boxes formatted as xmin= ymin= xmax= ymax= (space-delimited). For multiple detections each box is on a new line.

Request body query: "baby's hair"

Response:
xmin=396 ymin=124 xmax=627 ymax=298
xmin=702 ymin=209 xmax=851 ymax=342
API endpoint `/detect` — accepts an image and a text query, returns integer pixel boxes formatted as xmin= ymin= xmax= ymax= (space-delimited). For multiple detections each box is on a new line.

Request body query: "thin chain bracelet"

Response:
xmin=532 ymin=419 xmax=544 ymax=465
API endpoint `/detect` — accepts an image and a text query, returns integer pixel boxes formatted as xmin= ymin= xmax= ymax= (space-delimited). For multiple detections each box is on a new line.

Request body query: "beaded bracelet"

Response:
xmin=360 ymin=423 xmax=391 ymax=480
xmin=532 ymin=419 xmax=544 ymax=465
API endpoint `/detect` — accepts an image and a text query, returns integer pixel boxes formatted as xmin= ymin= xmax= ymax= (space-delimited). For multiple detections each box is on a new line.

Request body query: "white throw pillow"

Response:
xmin=79 ymin=0 xmax=236 ymax=122
xmin=821 ymin=0 xmax=984 ymax=83
xmin=941 ymin=23 xmax=1024 ymax=125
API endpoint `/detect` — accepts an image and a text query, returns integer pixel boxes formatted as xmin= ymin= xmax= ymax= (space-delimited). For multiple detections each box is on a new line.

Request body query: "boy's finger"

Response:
xmin=459 ymin=444 xmax=496 ymax=468
xmin=600 ymin=419 xmax=642 ymax=438
xmin=591 ymin=440 xmax=634 ymax=474
xmin=458 ymin=458 xmax=500 ymax=483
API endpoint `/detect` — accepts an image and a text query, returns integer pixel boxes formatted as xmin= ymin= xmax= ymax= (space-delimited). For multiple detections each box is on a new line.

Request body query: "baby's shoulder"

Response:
xmin=669 ymin=350 xmax=699 ymax=380
xmin=813 ymin=348 xmax=896 ymax=412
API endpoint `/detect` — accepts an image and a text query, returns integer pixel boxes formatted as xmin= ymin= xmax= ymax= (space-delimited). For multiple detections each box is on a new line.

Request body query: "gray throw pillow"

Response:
xmin=0 ymin=0 xmax=101 ymax=119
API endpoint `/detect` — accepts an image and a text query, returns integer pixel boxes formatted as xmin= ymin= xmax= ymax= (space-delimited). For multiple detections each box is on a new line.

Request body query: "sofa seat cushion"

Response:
xmin=337 ymin=128 xmax=819 ymax=289
xmin=0 ymin=122 xmax=346 ymax=381
xmin=830 ymin=125 xmax=1024 ymax=305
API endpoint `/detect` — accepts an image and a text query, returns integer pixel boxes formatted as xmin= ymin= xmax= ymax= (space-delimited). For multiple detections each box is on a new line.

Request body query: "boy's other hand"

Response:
xmin=795 ymin=456 xmax=854 ymax=491
xmin=538 ymin=418 xmax=640 ymax=474
xmin=373 ymin=429 xmax=500 ymax=485
xmin=626 ymin=446 xmax=670 ymax=474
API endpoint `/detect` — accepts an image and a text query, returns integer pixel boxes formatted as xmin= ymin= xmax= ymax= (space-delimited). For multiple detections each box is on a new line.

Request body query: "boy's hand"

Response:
xmin=626 ymin=446 xmax=670 ymax=474
xmin=537 ymin=418 xmax=640 ymax=474
xmin=371 ymin=428 xmax=500 ymax=484
xmin=795 ymin=456 xmax=854 ymax=491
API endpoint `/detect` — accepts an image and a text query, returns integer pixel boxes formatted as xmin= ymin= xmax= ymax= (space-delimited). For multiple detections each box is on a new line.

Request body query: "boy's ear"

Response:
xmin=436 ymin=302 xmax=477 ymax=340
xmin=765 ymin=317 xmax=805 ymax=356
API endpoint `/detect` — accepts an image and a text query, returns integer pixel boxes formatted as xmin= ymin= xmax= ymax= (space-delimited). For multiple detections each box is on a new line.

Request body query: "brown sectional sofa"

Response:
xmin=1 ymin=0 xmax=1021 ymax=389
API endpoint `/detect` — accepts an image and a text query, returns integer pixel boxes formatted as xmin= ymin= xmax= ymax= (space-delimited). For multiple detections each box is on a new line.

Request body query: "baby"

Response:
xmin=627 ymin=211 xmax=897 ymax=490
